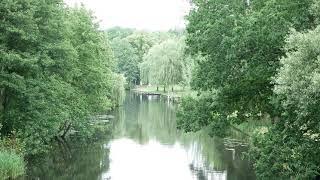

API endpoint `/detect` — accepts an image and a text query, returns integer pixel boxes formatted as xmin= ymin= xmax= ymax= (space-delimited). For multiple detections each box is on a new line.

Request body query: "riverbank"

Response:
xmin=133 ymin=86 xmax=271 ymax=138
xmin=132 ymin=85 xmax=196 ymax=102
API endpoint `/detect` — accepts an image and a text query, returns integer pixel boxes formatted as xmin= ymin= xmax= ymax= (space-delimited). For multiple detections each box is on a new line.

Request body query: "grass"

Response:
xmin=0 ymin=151 xmax=25 ymax=180
xmin=133 ymin=85 xmax=196 ymax=98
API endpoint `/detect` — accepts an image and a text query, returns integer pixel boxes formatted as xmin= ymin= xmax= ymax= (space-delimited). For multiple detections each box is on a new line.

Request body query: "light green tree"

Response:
xmin=250 ymin=26 xmax=320 ymax=179
xmin=142 ymin=38 xmax=186 ymax=91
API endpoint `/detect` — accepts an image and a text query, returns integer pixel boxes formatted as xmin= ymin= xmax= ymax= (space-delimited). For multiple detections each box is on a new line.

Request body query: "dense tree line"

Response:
xmin=0 ymin=0 xmax=122 ymax=156
xmin=107 ymin=28 xmax=153 ymax=87
xmin=107 ymin=28 xmax=191 ymax=90
xmin=177 ymin=0 xmax=320 ymax=179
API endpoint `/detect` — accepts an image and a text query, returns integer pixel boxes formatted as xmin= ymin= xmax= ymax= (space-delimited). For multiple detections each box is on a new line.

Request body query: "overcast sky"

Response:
xmin=64 ymin=0 xmax=190 ymax=31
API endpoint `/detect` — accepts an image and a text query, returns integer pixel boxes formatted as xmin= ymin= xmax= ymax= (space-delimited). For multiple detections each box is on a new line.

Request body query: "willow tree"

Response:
xmin=142 ymin=38 xmax=185 ymax=92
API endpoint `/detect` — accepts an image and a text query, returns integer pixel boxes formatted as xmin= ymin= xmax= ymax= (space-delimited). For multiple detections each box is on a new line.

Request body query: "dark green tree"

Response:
xmin=110 ymin=38 xmax=140 ymax=86
xmin=186 ymin=0 xmax=316 ymax=122
xmin=250 ymin=26 xmax=320 ymax=180
xmin=0 ymin=0 xmax=119 ymax=154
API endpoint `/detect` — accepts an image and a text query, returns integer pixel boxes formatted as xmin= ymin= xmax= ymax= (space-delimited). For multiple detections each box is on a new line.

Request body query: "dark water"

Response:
xmin=23 ymin=92 xmax=255 ymax=180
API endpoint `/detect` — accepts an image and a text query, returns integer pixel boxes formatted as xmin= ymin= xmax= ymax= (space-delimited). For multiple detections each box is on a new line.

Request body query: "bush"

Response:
xmin=177 ymin=91 xmax=230 ymax=137
xmin=0 ymin=151 xmax=25 ymax=180
xmin=0 ymin=135 xmax=26 ymax=180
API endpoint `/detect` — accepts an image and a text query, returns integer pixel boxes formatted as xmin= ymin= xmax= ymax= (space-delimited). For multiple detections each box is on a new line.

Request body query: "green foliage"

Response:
xmin=140 ymin=36 xmax=196 ymax=91
xmin=0 ymin=0 xmax=121 ymax=155
xmin=107 ymin=30 xmax=154 ymax=86
xmin=180 ymin=55 xmax=196 ymax=88
xmin=0 ymin=135 xmax=25 ymax=180
xmin=0 ymin=151 xmax=25 ymax=180
xmin=110 ymin=74 xmax=126 ymax=106
xmin=107 ymin=28 xmax=185 ymax=87
xmin=110 ymin=37 xmax=140 ymax=86
xmin=186 ymin=0 xmax=316 ymax=120
xmin=179 ymin=0 xmax=320 ymax=179
xmin=106 ymin=26 xmax=134 ymax=40
xmin=181 ymin=0 xmax=318 ymax=139
xmin=126 ymin=32 xmax=154 ymax=63
xmin=250 ymin=25 xmax=320 ymax=179
xmin=177 ymin=91 xmax=230 ymax=137
xmin=142 ymin=38 xmax=185 ymax=88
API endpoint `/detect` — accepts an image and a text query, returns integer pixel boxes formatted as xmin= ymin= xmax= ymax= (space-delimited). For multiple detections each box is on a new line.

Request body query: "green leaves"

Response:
xmin=258 ymin=26 xmax=320 ymax=179
xmin=107 ymin=28 xmax=185 ymax=87
xmin=180 ymin=0 xmax=320 ymax=179
xmin=142 ymin=38 xmax=185 ymax=87
xmin=186 ymin=0 xmax=317 ymax=119
xmin=177 ymin=91 xmax=230 ymax=137
xmin=0 ymin=1 xmax=120 ymax=154
xmin=249 ymin=9 xmax=320 ymax=180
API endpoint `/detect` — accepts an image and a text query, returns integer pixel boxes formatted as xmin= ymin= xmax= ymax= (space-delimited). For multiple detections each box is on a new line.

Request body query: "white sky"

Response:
xmin=64 ymin=0 xmax=191 ymax=31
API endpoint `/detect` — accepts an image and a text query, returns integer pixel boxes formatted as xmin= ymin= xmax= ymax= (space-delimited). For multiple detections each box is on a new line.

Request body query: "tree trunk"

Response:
xmin=0 ymin=88 xmax=4 ymax=134
xmin=55 ymin=136 xmax=72 ymax=158
xmin=59 ymin=121 xmax=72 ymax=138
xmin=0 ymin=88 xmax=4 ymax=113
xmin=171 ymin=86 xmax=174 ymax=92
xmin=156 ymin=86 xmax=159 ymax=91
xmin=163 ymin=86 xmax=166 ymax=92
xmin=0 ymin=89 xmax=11 ymax=135
xmin=62 ymin=122 xmax=72 ymax=138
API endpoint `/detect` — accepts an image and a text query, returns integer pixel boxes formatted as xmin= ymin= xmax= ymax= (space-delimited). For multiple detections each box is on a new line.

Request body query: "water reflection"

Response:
xmin=106 ymin=92 xmax=255 ymax=180
xmin=23 ymin=92 xmax=255 ymax=180
xmin=104 ymin=139 xmax=193 ymax=180
xmin=24 ymin=141 xmax=110 ymax=180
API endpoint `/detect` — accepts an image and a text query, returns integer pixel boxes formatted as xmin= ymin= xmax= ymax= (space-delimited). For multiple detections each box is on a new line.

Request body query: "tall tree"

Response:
xmin=179 ymin=0 xmax=317 ymax=135
xmin=107 ymin=29 xmax=155 ymax=86
xmin=251 ymin=26 xmax=320 ymax=179
xmin=142 ymin=38 xmax=185 ymax=91
xmin=110 ymin=38 xmax=140 ymax=86
xmin=126 ymin=32 xmax=154 ymax=64
xmin=179 ymin=0 xmax=319 ymax=179
xmin=0 ymin=0 xmax=119 ymax=154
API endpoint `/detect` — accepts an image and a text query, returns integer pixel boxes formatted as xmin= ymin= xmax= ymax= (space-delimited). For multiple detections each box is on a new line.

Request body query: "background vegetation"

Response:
xmin=107 ymin=28 xmax=194 ymax=92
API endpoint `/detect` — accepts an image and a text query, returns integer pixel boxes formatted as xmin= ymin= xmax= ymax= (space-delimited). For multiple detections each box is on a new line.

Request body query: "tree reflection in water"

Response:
xmin=23 ymin=92 xmax=255 ymax=180
xmin=107 ymin=92 xmax=255 ymax=180
xmin=24 ymin=140 xmax=111 ymax=180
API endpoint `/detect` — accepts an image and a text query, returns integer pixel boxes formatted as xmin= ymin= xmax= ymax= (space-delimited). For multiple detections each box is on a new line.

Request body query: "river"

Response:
xmin=23 ymin=92 xmax=256 ymax=180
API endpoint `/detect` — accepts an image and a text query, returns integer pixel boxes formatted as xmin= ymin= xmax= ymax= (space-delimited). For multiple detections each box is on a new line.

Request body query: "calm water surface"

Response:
xmin=24 ymin=92 xmax=255 ymax=180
